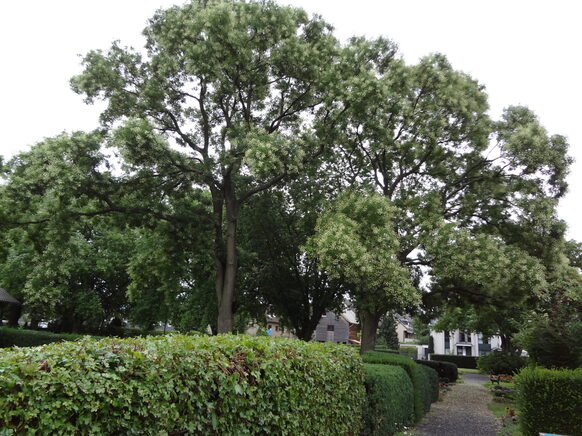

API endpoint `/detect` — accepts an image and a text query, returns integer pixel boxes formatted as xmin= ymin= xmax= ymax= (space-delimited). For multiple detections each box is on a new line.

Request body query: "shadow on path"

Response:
xmin=415 ymin=372 xmax=499 ymax=436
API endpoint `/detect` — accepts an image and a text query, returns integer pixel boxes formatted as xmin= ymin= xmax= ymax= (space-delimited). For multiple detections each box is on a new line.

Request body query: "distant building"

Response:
xmin=313 ymin=311 xmax=359 ymax=344
xmin=395 ymin=314 xmax=416 ymax=343
xmin=431 ymin=329 xmax=502 ymax=356
xmin=245 ymin=316 xmax=295 ymax=338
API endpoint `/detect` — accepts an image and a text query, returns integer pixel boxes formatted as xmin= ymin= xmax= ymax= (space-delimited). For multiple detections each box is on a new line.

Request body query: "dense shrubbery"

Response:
xmin=516 ymin=367 xmax=582 ymax=436
xmin=416 ymin=359 xmax=458 ymax=382
xmin=517 ymin=322 xmax=582 ymax=369
xmin=477 ymin=351 xmax=526 ymax=375
xmin=430 ymin=354 xmax=477 ymax=369
xmin=398 ymin=345 xmax=418 ymax=359
xmin=0 ymin=327 xmax=91 ymax=348
xmin=362 ymin=364 xmax=414 ymax=436
xmin=362 ymin=351 xmax=437 ymax=422
xmin=418 ymin=364 xmax=439 ymax=408
xmin=0 ymin=335 xmax=364 ymax=435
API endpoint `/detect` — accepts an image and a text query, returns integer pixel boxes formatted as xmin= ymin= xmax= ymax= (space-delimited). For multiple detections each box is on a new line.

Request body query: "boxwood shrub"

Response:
xmin=0 ymin=334 xmax=364 ymax=435
xmin=516 ymin=367 xmax=582 ymax=436
xmin=363 ymin=351 xmax=433 ymax=422
xmin=362 ymin=364 xmax=414 ymax=436
xmin=430 ymin=354 xmax=477 ymax=369
xmin=415 ymin=359 xmax=458 ymax=382
xmin=0 ymin=327 xmax=90 ymax=348
xmin=418 ymin=364 xmax=439 ymax=407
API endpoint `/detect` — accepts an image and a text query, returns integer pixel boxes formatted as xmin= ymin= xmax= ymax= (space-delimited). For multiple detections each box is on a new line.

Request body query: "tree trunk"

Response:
xmin=7 ymin=304 xmax=22 ymax=327
xmin=215 ymin=185 xmax=239 ymax=334
xmin=360 ymin=310 xmax=381 ymax=354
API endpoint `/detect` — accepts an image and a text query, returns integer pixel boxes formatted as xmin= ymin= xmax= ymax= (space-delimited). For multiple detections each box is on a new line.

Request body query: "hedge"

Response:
xmin=0 ymin=327 xmax=90 ymax=348
xmin=0 ymin=334 xmax=364 ymax=435
xmin=362 ymin=351 xmax=433 ymax=422
xmin=430 ymin=354 xmax=477 ymax=369
xmin=516 ymin=367 xmax=582 ymax=436
xmin=418 ymin=365 xmax=439 ymax=407
xmin=362 ymin=364 xmax=414 ymax=436
xmin=477 ymin=351 xmax=526 ymax=375
xmin=415 ymin=359 xmax=458 ymax=382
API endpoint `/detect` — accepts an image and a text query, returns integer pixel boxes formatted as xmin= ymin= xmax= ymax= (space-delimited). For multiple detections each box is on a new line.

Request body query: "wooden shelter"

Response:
xmin=0 ymin=287 xmax=20 ymax=326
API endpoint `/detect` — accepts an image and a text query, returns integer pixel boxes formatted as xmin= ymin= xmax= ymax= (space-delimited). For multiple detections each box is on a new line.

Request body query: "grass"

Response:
xmin=459 ymin=368 xmax=481 ymax=374
xmin=486 ymin=377 xmax=521 ymax=436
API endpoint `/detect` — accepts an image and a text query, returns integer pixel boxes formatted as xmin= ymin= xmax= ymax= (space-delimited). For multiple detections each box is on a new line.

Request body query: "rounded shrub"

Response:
xmin=477 ymin=351 xmax=526 ymax=375
xmin=363 ymin=351 xmax=436 ymax=422
xmin=362 ymin=363 xmax=414 ymax=436
xmin=415 ymin=359 xmax=458 ymax=382
xmin=0 ymin=334 xmax=364 ymax=435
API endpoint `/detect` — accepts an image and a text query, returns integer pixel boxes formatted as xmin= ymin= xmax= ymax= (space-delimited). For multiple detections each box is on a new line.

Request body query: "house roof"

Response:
xmin=341 ymin=310 xmax=358 ymax=325
xmin=0 ymin=287 xmax=20 ymax=305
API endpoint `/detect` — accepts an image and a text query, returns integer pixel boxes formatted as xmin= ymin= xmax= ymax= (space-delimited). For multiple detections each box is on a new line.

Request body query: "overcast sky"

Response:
xmin=1 ymin=0 xmax=580 ymax=240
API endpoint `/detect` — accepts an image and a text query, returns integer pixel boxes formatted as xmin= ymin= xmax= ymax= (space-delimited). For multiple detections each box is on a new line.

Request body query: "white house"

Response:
xmin=430 ymin=330 xmax=502 ymax=356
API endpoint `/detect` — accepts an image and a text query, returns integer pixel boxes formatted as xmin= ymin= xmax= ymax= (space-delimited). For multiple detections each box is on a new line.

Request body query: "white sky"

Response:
xmin=1 ymin=0 xmax=580 ymax=240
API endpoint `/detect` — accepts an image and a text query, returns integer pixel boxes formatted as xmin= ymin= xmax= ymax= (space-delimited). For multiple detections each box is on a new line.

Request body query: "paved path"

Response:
xmin=415 ymin=373 xmax=499 ymax=436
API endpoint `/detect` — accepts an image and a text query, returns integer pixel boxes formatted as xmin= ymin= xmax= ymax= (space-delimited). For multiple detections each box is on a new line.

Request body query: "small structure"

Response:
xmin=313 ymin=311 xmax=359 ymax=344
xmin=245 ymin=315 xmax=295 ymax=338
xmin=0 ymin=287 xmax=20 ymax=326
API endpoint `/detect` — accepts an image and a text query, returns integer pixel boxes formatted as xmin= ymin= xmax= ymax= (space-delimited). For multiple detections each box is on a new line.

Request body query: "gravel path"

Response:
xmin=415 ymin=372 xmax=499 ymax=436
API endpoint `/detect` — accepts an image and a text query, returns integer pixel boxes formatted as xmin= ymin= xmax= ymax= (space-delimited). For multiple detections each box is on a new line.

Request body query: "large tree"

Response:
xmin=307 ymin=191 xmax=419 ymax=352
xmin=70 ymin=0 xmax=349 ymax=332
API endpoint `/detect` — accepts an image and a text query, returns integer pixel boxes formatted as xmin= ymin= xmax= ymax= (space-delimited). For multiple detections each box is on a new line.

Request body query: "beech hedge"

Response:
xmin=430 ymin=354 xmax=477 ymax=369
xmin=362 ymin=364 xmax=414 ymax=436
xmin=0 ymin=327 xmax=89 ymax=348
xmin=418 ymin=365 xmax=439 ymax=407
xmin=362 ymin=351 xmax=435 ymax=422
xmin=415 ymin=359 xmax=458 ymax=382
xmin=0 ymin=334 xmax=364 ymax=435
xmin=516 ymin=367 xmax=582 ymax=436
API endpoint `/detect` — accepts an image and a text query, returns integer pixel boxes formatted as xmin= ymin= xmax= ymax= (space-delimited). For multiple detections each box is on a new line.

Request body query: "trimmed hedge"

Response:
xmin=415 ymin=359 xmax=458 ymax=382
xmin=477 ymin=351 xmax=526 ymax=375
xmin=430 ymin=354 xmax=477 ymax=369
xmin=0 ymin=334 xmax=364 ymax=435
xmin=0 ymin=327 xmax=90 ymax=348
xmin=418 ymin=365 xmax=439 ymax=407
xmin=363 ymin=351 xmax=433 ymax=422
xmin=362 ymin=364 xmax=414 ymax=436
xmin=516 ymin=367 xmax=582 ymax=436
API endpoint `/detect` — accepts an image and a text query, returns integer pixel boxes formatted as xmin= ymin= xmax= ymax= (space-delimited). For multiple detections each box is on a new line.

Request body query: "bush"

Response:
xmin=516 ymin=367 xmax=582 ymax=436
xmin=363 ymin=351 xmax=434 ymax=422
xmin=362 ymin=364 xmax=414 ymax=436
xmin=0 ymin=327 xmax=91 ymax=348
xmin=520 ymin=322 xmax=582 ymax=369
xmin=430 ymin=354 xmax=477 ymax=369
xmin=0 ymin=334 xmax=364 ymax=435
xmin=477 ymin=351 xmax=526 ymax=375
xmin=418 ymin=364 xmax=439 ymax=408
xmin=399 ymin=345 xmax=418 ymax=359
xmin=416 ymin=359 xmax=458 ymax=382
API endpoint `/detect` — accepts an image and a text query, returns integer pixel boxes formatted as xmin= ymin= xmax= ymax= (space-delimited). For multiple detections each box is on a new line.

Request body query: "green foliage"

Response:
xmin=430 ymin=354 xmax=478 ymax=369
xmin=307 ymin=191 xmax=418 ymax=312
xmin=0 ymin=327 xmax=90 ymax=348
xmin=516 ymin=321 xmax=582 ymax=369
xmin=0 ymin=334 xmax=364 ymax=435
xmin=516 ymin=367 xmax=582 ymax=436
xmin=378 ymin=314 xmax=400 ymax=350
xmin=477 ymin=351 xmax=527 ymax=375
xmin=362 ymin=364 xmax=415 ymax=436
xmin=418 ymin=364 xmax=439 ymax=406
xmin=416 ymin=359 xmax=458 ymax=382
xmin=398 ymin=345 xmax=418 ymax=359
xmin=362 ymin=351 xmax=435 ymax=422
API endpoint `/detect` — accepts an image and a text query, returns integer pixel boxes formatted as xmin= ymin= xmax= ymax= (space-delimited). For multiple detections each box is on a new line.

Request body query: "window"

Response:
xmin=327 ymin=325 xmax=335 ymax=332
